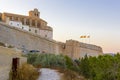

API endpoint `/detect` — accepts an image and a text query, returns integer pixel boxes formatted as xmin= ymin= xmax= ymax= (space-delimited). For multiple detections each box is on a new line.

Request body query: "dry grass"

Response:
xmin=56 ymin=68 xmax=86 ymax=80
xmin=0 ymin=46 xmax=21 ymax=56
xmin=9 ymin=63 xmax=39 ymax=80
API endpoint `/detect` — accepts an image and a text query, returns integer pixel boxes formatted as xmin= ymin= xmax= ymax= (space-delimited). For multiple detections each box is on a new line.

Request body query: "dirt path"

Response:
xmin=38 ymin=68 xmax=62 ymax=80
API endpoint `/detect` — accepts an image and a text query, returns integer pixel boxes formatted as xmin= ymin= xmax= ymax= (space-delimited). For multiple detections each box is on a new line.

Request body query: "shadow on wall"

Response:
xmin=0 ymin=13 xmax=1 ymax=21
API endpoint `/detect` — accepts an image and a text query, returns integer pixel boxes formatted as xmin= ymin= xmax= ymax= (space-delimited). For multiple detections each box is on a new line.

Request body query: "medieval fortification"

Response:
xmin=0 ymin=9 xmax=103 ymax=59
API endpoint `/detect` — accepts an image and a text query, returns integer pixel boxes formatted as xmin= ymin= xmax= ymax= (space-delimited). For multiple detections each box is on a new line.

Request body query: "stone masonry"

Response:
xmin=0 ymin=22 xmax=103 ymax=59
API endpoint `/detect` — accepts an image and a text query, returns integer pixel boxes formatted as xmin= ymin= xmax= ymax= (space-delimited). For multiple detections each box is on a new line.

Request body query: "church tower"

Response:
xmin=29 ymin=8 xmax=40 ymax=18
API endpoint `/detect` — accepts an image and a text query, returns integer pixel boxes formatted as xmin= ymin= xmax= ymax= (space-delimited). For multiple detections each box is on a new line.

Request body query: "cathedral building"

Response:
xmin=1 ymin=8 xmax=53 ymax=39
xmin=0 ymin=9 xmax=103 ymax=59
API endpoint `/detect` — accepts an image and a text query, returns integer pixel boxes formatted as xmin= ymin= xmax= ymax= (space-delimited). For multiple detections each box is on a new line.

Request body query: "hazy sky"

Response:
xmin=0 ymin=0 xmax=120 ymax=53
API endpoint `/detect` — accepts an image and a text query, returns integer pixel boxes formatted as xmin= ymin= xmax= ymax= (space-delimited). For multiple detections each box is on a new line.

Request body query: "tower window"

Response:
xmin=37 ymin=14 xmax=38 ymax=17
xmin=35 ymin=30 xmax=37 ymax=33
xmin=17 ymin=24 xmax=19 ymax=26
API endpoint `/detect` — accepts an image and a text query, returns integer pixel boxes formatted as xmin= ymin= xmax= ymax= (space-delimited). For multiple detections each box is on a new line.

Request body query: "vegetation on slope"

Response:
xmin=9 ymin=63 xmax=39 ymax=80
xmin=79 ymin=53 xmax=120 ymax=80
xmin=25 ymin=53 xmax=120 ymax=80
xmin=25 ymin=53 xmax=85 ymax=80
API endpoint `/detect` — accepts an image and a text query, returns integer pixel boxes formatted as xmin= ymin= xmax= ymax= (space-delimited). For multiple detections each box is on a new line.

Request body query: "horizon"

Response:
xmin=0 ymin=0 xmax=120 ymax=53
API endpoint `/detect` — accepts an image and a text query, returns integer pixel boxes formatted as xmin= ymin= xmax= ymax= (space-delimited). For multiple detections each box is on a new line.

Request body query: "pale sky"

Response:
xmin=0 ymin=0 xmax=120 ymax=53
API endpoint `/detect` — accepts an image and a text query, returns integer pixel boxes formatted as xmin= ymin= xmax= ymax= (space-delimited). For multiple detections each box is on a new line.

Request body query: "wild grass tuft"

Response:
xmin=9 ymin=63 xmax=39 ymax=80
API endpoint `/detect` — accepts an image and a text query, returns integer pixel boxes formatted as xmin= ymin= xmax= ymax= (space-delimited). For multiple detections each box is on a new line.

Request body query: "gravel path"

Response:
xmin=38 ymin=68 xmax=61 ymax=80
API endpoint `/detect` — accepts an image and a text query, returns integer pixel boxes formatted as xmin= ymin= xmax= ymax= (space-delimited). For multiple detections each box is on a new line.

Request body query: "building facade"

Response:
xmin=1 ymin=8 xmax=53 ymax=39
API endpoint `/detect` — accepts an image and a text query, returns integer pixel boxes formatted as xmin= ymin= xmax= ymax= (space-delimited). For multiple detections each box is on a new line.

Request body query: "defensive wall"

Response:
xmin=0 ymin=22 xmax=103 ymax=59
xmin=0 ymin=22 xmax=59 ymax=54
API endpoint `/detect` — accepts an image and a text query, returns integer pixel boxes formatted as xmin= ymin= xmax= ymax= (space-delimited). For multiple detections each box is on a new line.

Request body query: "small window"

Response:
xmin=63 ymin=45 xmax=66 ymax=49
xmin=35 ymin=30 xmax=37 ymax=33
xmin=29 ymin=29 xmax=31 ymax=31
xmin=37 ymin=14 xmax=38 ymax=17
xmin=45 ymin=35 xmax=47 ymax=37
xmin=34 ymin=13 xmax=36 ymax=16
xmin=17 ymin=24 xmax=19 ymax=26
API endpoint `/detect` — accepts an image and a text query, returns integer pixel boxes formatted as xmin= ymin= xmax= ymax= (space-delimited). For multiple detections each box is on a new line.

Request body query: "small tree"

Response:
xmin=80 ymin=54 xmax=90 ymax=78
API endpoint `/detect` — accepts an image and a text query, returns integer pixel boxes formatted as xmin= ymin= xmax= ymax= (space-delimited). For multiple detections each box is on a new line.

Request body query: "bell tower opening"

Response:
xmin=29 ymin=8 xmax=40 ymax=18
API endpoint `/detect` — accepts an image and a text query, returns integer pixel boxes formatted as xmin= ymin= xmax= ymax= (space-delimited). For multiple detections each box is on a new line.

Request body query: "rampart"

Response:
xmin=0 ymin=22 xmax=103 ymax=58
xmin=0 ymin=22 xmax=59 ymax=54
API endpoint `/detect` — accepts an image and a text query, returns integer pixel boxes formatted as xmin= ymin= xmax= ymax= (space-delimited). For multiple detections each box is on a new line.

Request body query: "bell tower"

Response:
xmin=29 ymin=8 xmax=40 ymax=18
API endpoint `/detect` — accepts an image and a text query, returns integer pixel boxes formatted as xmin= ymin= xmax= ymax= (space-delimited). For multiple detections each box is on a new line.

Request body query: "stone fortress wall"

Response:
xmin=0 ymin=9 xmax=103 ymax=59
xmin=0 ymin=22 xmax=103 ymax=58
xmin=0 ymin=22 xmax=59 ymax=54
xmin=57 ymin=40 xmax=103 ymax=59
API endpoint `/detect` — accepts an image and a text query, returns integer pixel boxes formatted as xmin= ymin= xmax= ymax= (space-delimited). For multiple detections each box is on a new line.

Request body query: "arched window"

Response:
xmin=26 ymin=19 xmax=29 ymax=25
xmin=32 ymin=20 xmax=35 ymax=26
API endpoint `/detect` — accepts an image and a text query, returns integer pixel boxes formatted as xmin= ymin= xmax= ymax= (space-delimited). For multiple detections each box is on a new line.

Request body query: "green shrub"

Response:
xmin=0 ymin=42 xmax=5 ymax=47
xmin=8 ymin=45 xmax=14 ymax=48
xmin=27 ymin=53 xmax=39 ymax=64
xmin=34 ymin=54 xmax=66 ymax=68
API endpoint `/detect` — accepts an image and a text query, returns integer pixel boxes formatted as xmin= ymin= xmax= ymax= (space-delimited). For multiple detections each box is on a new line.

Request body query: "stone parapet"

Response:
xmin=0 ymin=22 xmax=103 ymax=59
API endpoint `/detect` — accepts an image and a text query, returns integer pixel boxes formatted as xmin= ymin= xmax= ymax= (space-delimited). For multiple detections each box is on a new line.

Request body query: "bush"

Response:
xmin=78 ymin=54 xmax=120 ymax=80
xmin=8 ymin=45 xmax=14 ymax=48
xmin=26 ymin=53 xmax=87 ymax=79
xmin=0 ymin=42 xmax=5 ymax=47
xmin=9 ymin=63 xmax=39 ymax=80
xmin=62 ymin=69 xmax=86 ymax=80
xmin=27 ymin=53 xmax=66 ymax=68
xmin=27 ymin=53 xmax=39 ymax=64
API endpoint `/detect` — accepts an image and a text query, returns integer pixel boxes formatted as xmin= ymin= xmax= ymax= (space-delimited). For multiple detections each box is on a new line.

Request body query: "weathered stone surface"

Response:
xmin=0 ymin=46 xmax=27 ymax=80
xmin=0 ymin=22 xmax=103 ymax=59
xmin=0 ymin=22 xmax=58 ymax=54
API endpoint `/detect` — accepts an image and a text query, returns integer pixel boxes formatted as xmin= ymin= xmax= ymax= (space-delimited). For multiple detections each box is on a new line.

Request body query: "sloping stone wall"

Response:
xmin=0 ymin=22 xmax=59 ymax=54
xmin=0 ymin=22 xmax=103 ymax=59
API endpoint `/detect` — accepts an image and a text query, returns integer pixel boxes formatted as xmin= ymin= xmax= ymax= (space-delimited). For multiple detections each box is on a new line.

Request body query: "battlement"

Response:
xmin=66 ymin=39 xmax=102 ymax=52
